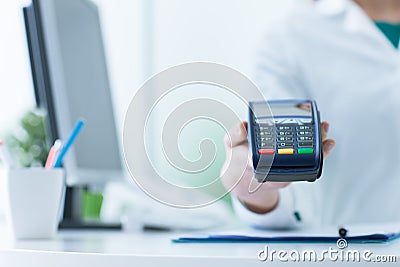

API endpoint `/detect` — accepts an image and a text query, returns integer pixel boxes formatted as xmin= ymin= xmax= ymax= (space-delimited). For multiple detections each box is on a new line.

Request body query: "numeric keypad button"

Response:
xmin=297 ymin=136 xmax=313 ymax=141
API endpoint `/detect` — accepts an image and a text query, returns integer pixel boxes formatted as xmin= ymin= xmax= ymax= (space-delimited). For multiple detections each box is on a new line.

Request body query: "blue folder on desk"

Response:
xmin=173 ymin=225 xmax=400 ymax=244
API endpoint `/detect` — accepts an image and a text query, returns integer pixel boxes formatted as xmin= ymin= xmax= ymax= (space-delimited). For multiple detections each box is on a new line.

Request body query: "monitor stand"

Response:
xmin=58 ymin=186 xmax=122 ymax=230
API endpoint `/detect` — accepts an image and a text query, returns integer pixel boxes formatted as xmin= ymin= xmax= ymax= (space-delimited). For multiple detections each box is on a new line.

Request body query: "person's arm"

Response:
xmin=221 ymin=20 xmax=335 ymax=229
xmin=221 ymin=121 xmax=335 ymax=229
xmin=231 ymin=186 xmax=299 ymax=229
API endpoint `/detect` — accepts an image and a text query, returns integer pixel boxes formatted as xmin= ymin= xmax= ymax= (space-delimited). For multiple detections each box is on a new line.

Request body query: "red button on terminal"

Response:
xmin=258 ymin=148 xmax=275 ymax=155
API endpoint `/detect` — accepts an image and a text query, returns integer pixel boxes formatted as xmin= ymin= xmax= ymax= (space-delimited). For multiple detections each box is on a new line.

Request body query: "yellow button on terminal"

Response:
xmin=278 ymin=148 xmax=294 ymax=154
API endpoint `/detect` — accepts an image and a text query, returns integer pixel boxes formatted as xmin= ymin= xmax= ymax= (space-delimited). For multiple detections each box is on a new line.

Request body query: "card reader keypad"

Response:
xmin=256 ymin=124 xmax=314 ymax=155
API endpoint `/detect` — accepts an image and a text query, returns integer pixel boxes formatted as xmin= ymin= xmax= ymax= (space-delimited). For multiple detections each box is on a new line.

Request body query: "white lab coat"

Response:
xmin=233 ymin=0 xmax=400 ymax=228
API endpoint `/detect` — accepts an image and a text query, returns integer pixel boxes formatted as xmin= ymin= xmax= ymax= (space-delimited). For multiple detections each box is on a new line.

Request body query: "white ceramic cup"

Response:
xmin=3 ymin=168 xmax=65 ymax=239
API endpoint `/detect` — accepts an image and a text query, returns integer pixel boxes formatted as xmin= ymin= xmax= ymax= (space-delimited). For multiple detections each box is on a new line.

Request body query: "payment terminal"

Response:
xmin=248 ymin=100 xmax=323 ymax=182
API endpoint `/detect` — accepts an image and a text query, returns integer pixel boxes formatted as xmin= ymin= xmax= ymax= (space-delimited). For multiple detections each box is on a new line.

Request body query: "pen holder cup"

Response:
xmin=2 ymin=168 xmax=65 ymax=240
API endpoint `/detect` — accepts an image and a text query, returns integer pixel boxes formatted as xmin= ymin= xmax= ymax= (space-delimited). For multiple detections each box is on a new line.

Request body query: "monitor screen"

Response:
xmin=25 ymin=0 xmax=123 ymax=185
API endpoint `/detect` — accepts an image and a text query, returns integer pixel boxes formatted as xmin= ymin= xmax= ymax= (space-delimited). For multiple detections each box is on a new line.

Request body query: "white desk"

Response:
xmin=0 ymin=227 xmax=399 ymax=267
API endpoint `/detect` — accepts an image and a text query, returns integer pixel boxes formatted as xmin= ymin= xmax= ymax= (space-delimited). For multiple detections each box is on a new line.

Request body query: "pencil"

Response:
xmin=45 ymin=139 xmax=62 ymax=169
xmin=53 ymin=119 xmax=85 ymax=168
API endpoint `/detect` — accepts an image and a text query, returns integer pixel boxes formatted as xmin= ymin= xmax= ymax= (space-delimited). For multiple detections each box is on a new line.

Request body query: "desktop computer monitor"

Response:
xmin=23 ymin=0 xmax=123 ymax=228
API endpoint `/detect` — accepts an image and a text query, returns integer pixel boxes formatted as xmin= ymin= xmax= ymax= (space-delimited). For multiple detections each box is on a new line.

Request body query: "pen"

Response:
xmin=338 ymin=226 xmax=348 ymax=237
xmin=0 ymin=141 xmax=17 ymax=169
xmin=45 ymin=139 xmax=62 ymax=169
xmin=53 ymin=119 xmax=85 ymax=168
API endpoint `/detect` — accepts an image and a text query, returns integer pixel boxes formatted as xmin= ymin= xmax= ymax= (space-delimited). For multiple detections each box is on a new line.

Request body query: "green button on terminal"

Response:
xmin=298 ymin=147 xmax=314 ymax=154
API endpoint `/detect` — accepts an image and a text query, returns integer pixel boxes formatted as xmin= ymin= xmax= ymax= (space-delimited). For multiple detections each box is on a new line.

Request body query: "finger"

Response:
xmin=244 ymin=164 xmax=291 ymax=192
xmin=262 ymin=181 xmax=291 ymax=190
xmin=322 ymin=139 xmax=336 ymax=158
xmin=321 ymin=121 xmax=329 ymax=140
xmin=225 ymin=121 xmax=248 ymax=148
xmin=220 ymin=145 xmax=251 ymax=189
xmin=245 ymin=160 xmax=291 ymax=189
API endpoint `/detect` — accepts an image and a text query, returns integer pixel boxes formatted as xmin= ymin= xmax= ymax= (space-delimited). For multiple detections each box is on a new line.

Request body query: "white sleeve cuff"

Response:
xmin=232 ymin=186 xmax=303 ymax=229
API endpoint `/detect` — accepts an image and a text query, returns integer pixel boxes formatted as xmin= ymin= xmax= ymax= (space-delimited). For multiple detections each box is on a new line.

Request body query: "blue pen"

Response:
xmin=53 ymin=119 xmax=85 ymax=168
